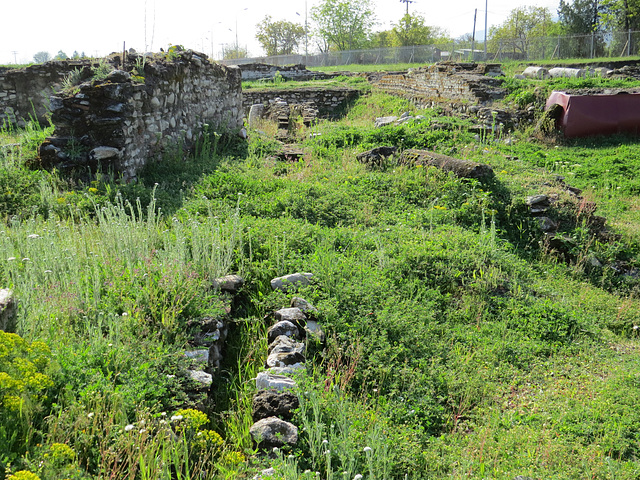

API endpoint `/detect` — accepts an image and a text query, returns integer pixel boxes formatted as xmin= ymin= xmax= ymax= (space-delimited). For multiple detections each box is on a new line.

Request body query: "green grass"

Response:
xmin=3 ymin=82 xmax=640 ymax=479
xmin=242 ymin=75 xmax=370 ymax=91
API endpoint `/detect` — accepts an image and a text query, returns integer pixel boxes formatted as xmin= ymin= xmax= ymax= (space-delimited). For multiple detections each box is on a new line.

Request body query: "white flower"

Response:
xmin=44 ymin=270 xmax=52 ymax=274
xmin=322 ymin=439 xmax=329 ymax=445
xmin=27 ymin=234 xmax=40 ymax=239
xmin=22 ymin=257 xmax=30 ymax=262
xmin=139 ymin=429 xmax=146 ymax=434
xmin=87 ymin=412 xmax=94 ymax=418
xmin=7 ymin=257 xmax=15 ymax=261
xmin=363 ymin=446 xmax=372 ymax=453
xmin=124 ymin=424 xmax=134 ymax=432
xmin=170 ymin=414 xmax=183 ymax=421
xmin=354 ymin=475 xmax=363 ymax=480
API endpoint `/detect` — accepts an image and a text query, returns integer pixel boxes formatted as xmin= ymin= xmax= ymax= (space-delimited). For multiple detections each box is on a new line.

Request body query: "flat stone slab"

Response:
xmin=275 ymin=307 xmax=307 ymax=326
xmin=256 ymin=371 xmax=297 ymax=391
xmin=270 ymin=273 xmax=313 ymax=292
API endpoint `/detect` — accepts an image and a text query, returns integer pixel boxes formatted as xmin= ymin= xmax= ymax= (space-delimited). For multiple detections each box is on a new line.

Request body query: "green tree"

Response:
xmin=222 ymin=44 xmax=248 ymax=60
xmin=256 ymin=16 xmax=305 ymax=56
xmin=558 ymin=0 xmax=606 ymax=56
xmin=489 ymin=6 xmax=559 ymax=58
xmin=32 ymin=51 xmax=50 ymax=63
xmin=391 ymin=13 xmax=450 ymax=46
xmin=311 ymin=0 xmax=376 ymax=51
xmin=599 ymin=0 xmax=640 ymax=31
xmin=53 ymin=50 xmax=68 ymax=61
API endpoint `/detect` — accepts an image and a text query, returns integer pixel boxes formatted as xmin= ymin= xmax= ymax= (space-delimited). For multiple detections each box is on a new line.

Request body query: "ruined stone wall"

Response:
xmin=40 ymin=51 xmax=243 ymax=181
xmin=243 ymin=87 xmax=359 ymax=118
xmin=373 ymin=63 xmax=506 ymax=108
xmin=0 ymin=61 xmax=92 ymax=127
xmin=238 ymin=63 xmax=339 ymax=81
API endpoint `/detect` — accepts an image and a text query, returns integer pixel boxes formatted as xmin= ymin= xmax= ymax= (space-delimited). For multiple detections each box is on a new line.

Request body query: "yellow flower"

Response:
xmin=88 ymin=188 xmax=98 ymax=194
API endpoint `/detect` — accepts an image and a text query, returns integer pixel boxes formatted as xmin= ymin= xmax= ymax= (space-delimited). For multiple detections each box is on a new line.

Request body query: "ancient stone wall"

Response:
xmin=0 ymin=61 xmax=93 ymax=127
xmin=373 ymin=63 xmax=506 ymax=108
xmin=238 ymin=63 xmax=339 ymax=81
xmin=39 ymin=51 xmax=243 ymax=181
xmin=243 ymin=87 xmax=359 ymax=118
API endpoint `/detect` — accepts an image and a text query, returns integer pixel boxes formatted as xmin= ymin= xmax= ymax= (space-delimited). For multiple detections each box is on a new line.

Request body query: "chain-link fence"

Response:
xmin=221 ymin=30 xmax=640 ymax=67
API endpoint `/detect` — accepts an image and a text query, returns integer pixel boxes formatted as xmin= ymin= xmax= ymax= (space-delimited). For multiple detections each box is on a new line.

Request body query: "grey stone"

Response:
xmin=89 ymin=147 xmax=121 ymax=162
xmin=268 ymin=335 xmax=305 ymax=355
xmin=275 ymin=307 xmax=306 ymax=327
xmin=187 ymin=369 xmax=212 ymax=389
xmin=291 ymin=297 xmax=318 ymax=314
xmin=252 ymin=390 xmax=299 ymax=421
xmin=537 ymin=217 xmax=557 ymax=232
xmin=184 ymin=349 xmax=209 ymax=363
xmin=522 ymin=66 xmax=550 ymax=79
xmin=270 ymin=272 xmax=314 ymax=292
xmin=526 ymin=194 xmax=549 ymax=206
xmin=250 ymin=417 xmax=298 ymax=448
xmin=374 ymin=116 xmax=398 ymax=127
xmin=256 ymin=371 xmax=297 ymax=391
xmin=513 ymin=74 xmax=526 ymax=80
xmin=266 ymin=350 xmax=305 ymax=368
xmin=267 ymin=320 xmax=301 ymax=344
xmin=0 ymin=289 xmax=16 ymax=332
xmin=305 ymin=320 xmax=326 ymax=344
xmin=248 ymin=103 xmax=265 ymax=128
xmin=105 ymin=70 xmax=130 ymax=83
xmin=212 ymin=274 xmax=244 ymax=293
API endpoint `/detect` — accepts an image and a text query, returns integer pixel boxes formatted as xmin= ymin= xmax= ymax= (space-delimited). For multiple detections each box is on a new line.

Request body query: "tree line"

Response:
xmin=245 ymin=0 xmax=640 ymax=60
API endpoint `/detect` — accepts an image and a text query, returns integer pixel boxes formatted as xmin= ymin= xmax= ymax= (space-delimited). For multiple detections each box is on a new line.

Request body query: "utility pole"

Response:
xmin=12 ymin=51 xmax=17 ymax=64
xmin=400 ymin=0 xmax=414 ymax=16
xmin=484 ymin=0 xmax=488 ymax=60
xmin=471 ymin=9 xmax=477 ymax=62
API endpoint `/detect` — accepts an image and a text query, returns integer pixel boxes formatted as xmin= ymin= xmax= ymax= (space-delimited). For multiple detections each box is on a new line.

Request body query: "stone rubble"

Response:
xmin=249 ymin=272 xmax=325 ymax=450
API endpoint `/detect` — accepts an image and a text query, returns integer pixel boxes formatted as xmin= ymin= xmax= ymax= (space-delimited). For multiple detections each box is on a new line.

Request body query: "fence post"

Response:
xmin=591 ymin=32 xmax=594 ymax=58
xmin=629 ymin=29 xmax=632 ymax=56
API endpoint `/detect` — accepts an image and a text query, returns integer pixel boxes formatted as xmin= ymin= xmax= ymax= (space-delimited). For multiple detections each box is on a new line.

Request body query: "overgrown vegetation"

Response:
xmin=3 ymin=74 xmax=640 ymax=479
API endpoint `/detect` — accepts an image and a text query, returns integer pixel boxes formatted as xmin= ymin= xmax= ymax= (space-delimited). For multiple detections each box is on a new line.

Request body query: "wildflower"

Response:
xmin=87 ymin=412 xmax=94 ymax=418
xmin=322 ymin=439 xmax=329 ymax=445
xmin=139 ymin=429 xmax=146 ymax=434
xmin=363 ymin=446 xmax=372 ymax=453
xmin=170 ymin=414 xmax=183 ymax=421
xmin=22 ymin=258 xmax=30 ymax=262
xmin=354 ymin=475 xmax=363 ymax=480
xmin=27 ymin=234 xmax=40 ymax=239
xmin=7 ymin=257 xmax=15 ymax=261
xmin=44 ymin=270 xmax=52 ymax=274
xmin=124 ymin=424 xmax=135 ymax=432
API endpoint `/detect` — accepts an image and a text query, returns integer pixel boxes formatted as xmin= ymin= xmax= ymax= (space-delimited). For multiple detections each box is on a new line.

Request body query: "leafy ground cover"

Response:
xmin=2 ymin=78 xmax=640 ymax=479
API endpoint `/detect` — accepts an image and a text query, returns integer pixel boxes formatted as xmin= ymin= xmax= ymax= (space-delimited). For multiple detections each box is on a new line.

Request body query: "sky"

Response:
xmin=1 ymin=0 xmax=561 ymax=65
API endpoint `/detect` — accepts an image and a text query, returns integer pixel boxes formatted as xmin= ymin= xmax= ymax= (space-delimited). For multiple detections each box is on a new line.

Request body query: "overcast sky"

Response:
xmin=1 ymin=0 xmax=561 ymax=64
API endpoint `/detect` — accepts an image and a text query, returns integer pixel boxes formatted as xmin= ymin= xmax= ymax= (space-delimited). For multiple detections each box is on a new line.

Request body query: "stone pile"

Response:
xmin=181 ymin=274 xmax=243 ymax=404
xmin=249 ymin=272 xmax=325 ymax=450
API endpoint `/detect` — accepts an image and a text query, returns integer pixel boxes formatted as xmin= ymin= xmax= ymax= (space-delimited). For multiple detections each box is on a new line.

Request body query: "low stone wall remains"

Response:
xmin=372 ymin=62 xmax=506 ymax=108
xmin=0 ymin=61 xmax=94 ymax=127
xmin=39 ymin=51 xmax=243 ymax=181
xmin=238 ymin=63 xmax=340 ymax=81
xmin=243 ymin=87 xmax=360 ymax=118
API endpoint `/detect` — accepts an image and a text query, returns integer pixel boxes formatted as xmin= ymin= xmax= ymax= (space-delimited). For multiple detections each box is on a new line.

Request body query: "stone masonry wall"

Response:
xmin=39 ymin=50 xmax=243 ymax=181
xmin=373 ymin=63 xmax=506 ymax=109
xmin=0 ymin=61 xmax=94 ymax=127
xmin=238 ymin=63 xmax=339 ymax=81
xmin=243 ymin=87 xmax=359 ymax=118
